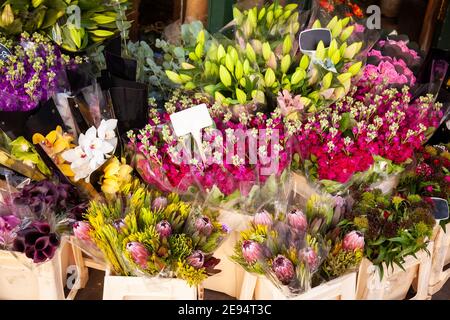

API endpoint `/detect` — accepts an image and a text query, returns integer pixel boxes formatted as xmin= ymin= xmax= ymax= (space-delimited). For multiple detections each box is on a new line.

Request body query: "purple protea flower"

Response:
xmin=195 ymin=216 xmax=213 ymax=236
xmin=73 ymin=221 xmax=91 ymax=241
xmin=272 ymin=255 xmax=295 ymax=285
xmin=13 ymin=221 xmax=60 ymax=263
xmin=152 ymin=197 xmax=168 ymax=211
xmin=253 ymin=210 xmax=272 ymax=226
xmin=287 ymin=209 xmax=307 ymax=232
xmin=126 ymin=242 xmax=149 ymax=269
xmin=156 ymin=220 xmax=172 ymax=238
xmin=187 ymin=250 xmax=205 ymax=269
xmin=342 ymin=231 xmax=365 ymax=251
xmin=299 ymin=247 xmax=319 ymax=270
xmin=241 ymin=240 xmax=262 ymax=264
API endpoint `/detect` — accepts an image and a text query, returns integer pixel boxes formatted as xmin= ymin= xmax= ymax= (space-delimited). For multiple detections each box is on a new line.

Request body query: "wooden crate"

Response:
xmin=202 ymin=212 xmax=252 ymax=298
xmin=428 ymin=223 xmax=450 ymax=296
xmin=238 ymin=271 xmax=357 ymax=300
xmin=103 ymin=269 xmax=199 ymax=300
xmin=0 ymin=236 xmax=79 ymax=300
xmin=356 ymin=243 xmax=433 ymax=300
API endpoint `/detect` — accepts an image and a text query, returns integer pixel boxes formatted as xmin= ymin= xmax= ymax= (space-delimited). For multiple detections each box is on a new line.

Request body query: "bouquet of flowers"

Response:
xmin=79 ymin=181 xmax=228 ymax=286
xmin=128 ymin=91 xmax=291 ymax=214
xmin=0 ymin=32 xmax=73 ymax=112
xmin=163 ymin=2 xmax=366 ymax=111
xmin=0 ymin=179 xmax=85 ymax=263
xmin=292 ymin=84 xmax=446 ymax=194
xmin=340 ymin=189 xmax=435 ymax=276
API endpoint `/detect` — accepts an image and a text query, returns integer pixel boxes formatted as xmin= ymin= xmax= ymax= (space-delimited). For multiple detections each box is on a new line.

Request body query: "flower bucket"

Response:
xmin=239 ymin=272 xmax=357 ymax=300
xmin=356 ymin=243 xmax=433 ymax=300
xmin=428 ymin=223 xmax=450 ymax=296
xmin=202 ymin=211 xmax=252 ymax=298
xmin=0 ymin=236 xmax=79 ymax=300
xmin=103 ymin=269 xmax=199 ymax=300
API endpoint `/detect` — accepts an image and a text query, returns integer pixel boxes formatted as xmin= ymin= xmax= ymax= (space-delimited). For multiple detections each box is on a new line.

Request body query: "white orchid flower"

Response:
xmin=62 ymin=146 xmax=90 ymax=168
xmin=98 ymin=119 xmax=118 ymax=147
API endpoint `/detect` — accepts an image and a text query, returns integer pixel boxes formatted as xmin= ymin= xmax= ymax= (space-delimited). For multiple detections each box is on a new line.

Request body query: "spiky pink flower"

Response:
xmin=342 ymin=231 xmax=365 ymax=251
xmin=156 ymin=220 xmax=172 ymax=238
xmin=299 ymin=247 xmax=319 ymax=270
xmin=287 ymin=209 xmax=307 ymax=232
xmin=195 ymin=216 xmax=213 ymax=236
xmin=187 ymin=250 xmax=205 ymax=269
xmin=73 ymin=221 xmax=91 ymax=241
xmin=126 ymin=242 xmax=149 ymax=269
xmin=241 ymin=240 xmax=262 ymax=264
xmin=253 ymin=210 xmax=272 ymax=226
xmin=272 ymin=255 xmax=295 ymax=285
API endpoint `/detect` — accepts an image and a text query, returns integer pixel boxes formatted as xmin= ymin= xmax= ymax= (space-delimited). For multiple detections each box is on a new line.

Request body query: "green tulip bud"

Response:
xmin=248 ymin=7 xmax=257 ymax=28
xmin=235 ymin=60 xmax=244 ymax=80
xmin=210 ymin=63 xmax=219 ymax=78
xmin=341 ymin=17 xmax=350 ymax=28
xmin=266 ymin=52 xmax=277 ymax=70
xmin=219 ymin=65 xmax=232 ymax=87
xmin=196 ymin=30 xmax=205 ymax=45
xmin=251 ymin=39 xmax=262 ymax=54
xmin=179 ymin=74 xmax=192 ymax=83
xmin=315 ymin=41 xmax=326 ymax=60
xmin=291 ymin=68 xmax=306 ymax=85
xmin=339 ymin=42 xmax=348 ymax=56
xmin=243 ymin=59 xmax=251 ymax=75
xmin=283 ymin=36 xmax=292 ymax=55
xmin=165 ymin=71 xmax=183 ymax=84
xmin=292 ymin=22 xmax=300 ymax=34
xmin=328 ymin=39 xmax=338 ymax=58
xmin=343 ymin=42 xmax=362 ymax=59
xmin=348 ymin=61 xmax=362 ymax=75
xmin=331 ymin=20 xmax=343 ymax=38
xmin=262 ymin=42 xmax=271 ymax=61
xmin=32 ymin=0 xmax=44 ymax=7
xmin=252 ymin=90 xmax=266 ymax=104
xmin=337 ymin=72 xmax=352 ymax=85
xmin=322 ymin=72 xmax=333 ymax=89
xmin=215 ymin=91 xmax=227 ymax=104
xmin=217 ymin=45 xmax=226 ymax=61
xmin=233 ymin=7 xmax=243 ymax=24
xmin=246 ymin=43 xmax=256 ymax=62
xmin=285 ymin=3 xmax=298 ymax=10
xmin=300 ymin=97 xmax=311 ymax=107
xmin=266 ymin=10 xmax=274 ymax=26
xmin=331 ymin=50 xmax=341 ymax=65
xmin=258 ymin=7 xmax=266 ymax=21
xmin=332 ymin=87 xmax=346 ymax=100
xmin=195 ymin=43 xmax=204 ymax=59
xmin=189 ymin=52 xmax=198 ymax=61
xmin=239 ymin=77 xmax=247 ymax=87
xmin=326 ymin=16 xmax=338 ymax=30
xmin=274 ymin=8 xmax=283 ymax=19
xmin=264 ymin=68 xmax=276 ymax=87
xmin=0 ymin=4 xmax=14 ymax=27
xmin=312 ymin=19 xmax=321 ymax=29
xmin=207 ymin=42 xmax=218 ymax=61
xmin=181 ymin=62 xmax=195 ymax=70
xmin=340 ymin=26 xmax=354 ymax=42
xmin=299 ymin=55 xmax=310 ymax=70
xmin=184 ymin=82 xmax=196 ymax=90
xmin=235 ymin=88 xmax=247 ymax=104
xmin=281 ymin=55 xmax=291 ymax=74
xmin=225 ymin=53 xmax=235 ymax=73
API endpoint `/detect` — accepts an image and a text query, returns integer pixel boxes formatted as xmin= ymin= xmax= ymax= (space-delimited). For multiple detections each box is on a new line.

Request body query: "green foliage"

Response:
xmin=176 ymin=261 xmax=208 ymax=286
xmin=321 ymin=242 xmax=363 ymax=279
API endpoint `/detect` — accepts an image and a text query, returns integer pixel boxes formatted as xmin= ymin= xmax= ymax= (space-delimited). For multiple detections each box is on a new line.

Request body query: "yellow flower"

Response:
xmin=32 ymin=126 xmax=74 ymax=155
xmin=101 ymin=157 xmax=133 ymax=194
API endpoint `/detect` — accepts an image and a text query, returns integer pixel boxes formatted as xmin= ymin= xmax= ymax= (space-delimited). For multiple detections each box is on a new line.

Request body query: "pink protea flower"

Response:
xmin=272 ymin=255 xmax=295 ymax=285
xmin=287 ymin=209 xmax=307 ymax=232
xmin=187 ymin=250 xmax=205 ymax=269
xmin=253 ymin=210 xmax=273 ymax=226
xmin=156 ymin=220 xmax=172 ymax=238
xmin=126 ymin=242 xmax=149 ymax=269
xmin=195 ymin=216 xmax=213 ymax=236
xmin=242 ymin=240 xmax=262 ymax=264
xmin=299 ymin=247 xmax=319 ymax=270
xmin=342 ymin=231 xmax=365 ymax=251
xmin=73 ymin=221 xmax=91 ymax=241
xmin=152 ymin=197 xmax=168 ymax=211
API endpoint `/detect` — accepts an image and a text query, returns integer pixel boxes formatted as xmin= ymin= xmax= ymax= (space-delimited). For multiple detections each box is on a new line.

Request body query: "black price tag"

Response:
xmin=0 ymin=43 xmax=11 ymax=61
xmin=299 ymin=28 xmax=332 ymax=53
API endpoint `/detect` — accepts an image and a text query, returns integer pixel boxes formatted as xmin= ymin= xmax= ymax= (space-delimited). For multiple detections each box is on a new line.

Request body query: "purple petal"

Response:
xmin=34 ymin=236 xmax=49 ymax=250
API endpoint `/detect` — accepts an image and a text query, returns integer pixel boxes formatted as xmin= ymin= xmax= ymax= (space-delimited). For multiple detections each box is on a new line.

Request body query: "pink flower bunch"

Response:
xmin=294 ymin=86 xmax=444 ymax=184
xmin=128 ymin=95 xmax=291 ymax=197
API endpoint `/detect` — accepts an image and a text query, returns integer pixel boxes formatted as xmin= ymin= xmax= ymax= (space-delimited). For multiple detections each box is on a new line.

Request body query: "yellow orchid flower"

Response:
xmin=32 ymin=126 xmax=74 ymax=156
xmin=101 ymin=157 xmax=133 ymax=194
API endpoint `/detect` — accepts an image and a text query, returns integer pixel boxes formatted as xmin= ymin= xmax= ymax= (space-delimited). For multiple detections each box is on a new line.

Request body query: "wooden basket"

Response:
xmin=428 ymin=224 xmax=450 ymax=296
xmin=239 ymin=271 xmax=357 ymax=300
xmin=103 ymin=269 xmax=200 ymax=300
xmin=0 ymin=236 xmax=80 ymax=300
xmin=356 ymin=242 xmax=433 ymax=300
